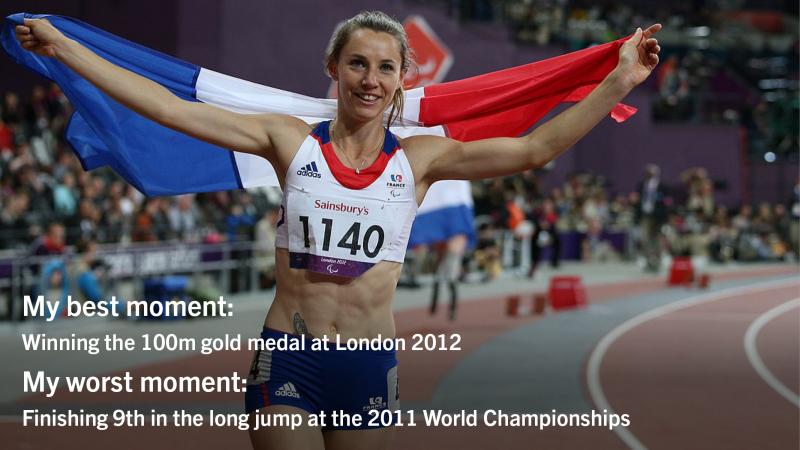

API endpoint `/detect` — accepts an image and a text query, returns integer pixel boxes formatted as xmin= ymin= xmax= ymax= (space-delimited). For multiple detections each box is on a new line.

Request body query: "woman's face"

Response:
xmin=332 ymin=29 xmax=403 ymax=123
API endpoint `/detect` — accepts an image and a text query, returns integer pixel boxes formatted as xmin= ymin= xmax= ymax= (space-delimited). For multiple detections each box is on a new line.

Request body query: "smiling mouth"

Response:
xmin=355 ymin=93 xmax=381 ymax=103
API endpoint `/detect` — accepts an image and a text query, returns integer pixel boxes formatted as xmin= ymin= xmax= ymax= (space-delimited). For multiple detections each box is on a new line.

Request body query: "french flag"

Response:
xmin=2 ymin=13 xmax=636 ymax=244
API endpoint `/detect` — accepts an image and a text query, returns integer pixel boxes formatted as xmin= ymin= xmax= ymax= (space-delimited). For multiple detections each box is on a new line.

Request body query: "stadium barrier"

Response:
xmin=0 ymin=240 xmax=265 ymax=321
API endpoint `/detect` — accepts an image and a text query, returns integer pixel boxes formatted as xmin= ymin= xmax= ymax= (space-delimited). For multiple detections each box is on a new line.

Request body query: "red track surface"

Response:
xmin=757 ymin=303 xmax=800 ymax=401
xmin=599 ymin=282 xmax=800 ymax=450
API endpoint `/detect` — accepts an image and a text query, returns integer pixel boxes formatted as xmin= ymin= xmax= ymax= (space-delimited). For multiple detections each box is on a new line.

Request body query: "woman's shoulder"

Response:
xmin=397 ymin=132 xmax=452 ymax=152
xmin=397 ymin=133 xmax=459 ymax=168
xmin=262 ymin=114 xmax=313 ymax=135
xmin=395 ymin=133 xmax=457 ymax=186
xmin=263 ymin=114 xmax=314 ymax=144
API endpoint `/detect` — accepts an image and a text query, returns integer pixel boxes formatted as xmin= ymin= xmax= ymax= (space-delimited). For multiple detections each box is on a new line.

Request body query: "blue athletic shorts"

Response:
xmin=245 ymin=328 xmax=399 ymax=430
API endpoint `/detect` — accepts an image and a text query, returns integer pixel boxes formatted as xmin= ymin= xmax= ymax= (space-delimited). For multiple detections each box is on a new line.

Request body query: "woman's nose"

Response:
xmin=361 ymin=69 xmax=379 ymax=88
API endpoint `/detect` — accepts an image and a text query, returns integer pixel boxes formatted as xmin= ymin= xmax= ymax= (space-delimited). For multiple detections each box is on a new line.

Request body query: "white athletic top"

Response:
xmin=275 ymin=121 xmax=417 ymax=277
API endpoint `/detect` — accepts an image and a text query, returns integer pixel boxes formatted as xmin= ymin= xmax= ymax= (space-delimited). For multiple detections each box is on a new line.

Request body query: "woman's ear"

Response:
xmin=400 ymin=68 xmax=413 ymax=89
xmin=328 ymin=62 xmax=338 ymax=81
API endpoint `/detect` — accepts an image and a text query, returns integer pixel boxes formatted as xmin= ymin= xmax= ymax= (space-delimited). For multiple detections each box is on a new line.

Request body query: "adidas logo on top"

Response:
xmin=274 ymin=381 xmax=301 ymax=398
xmin=297 ymin=161 xmax=321 ymax=178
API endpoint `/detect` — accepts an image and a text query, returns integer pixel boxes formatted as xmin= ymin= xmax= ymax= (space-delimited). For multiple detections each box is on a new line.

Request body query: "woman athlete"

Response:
xmin=15 ymin=11 xmax=661 ymax=450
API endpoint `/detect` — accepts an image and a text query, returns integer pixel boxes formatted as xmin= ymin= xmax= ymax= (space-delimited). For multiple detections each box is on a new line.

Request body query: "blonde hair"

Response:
xmin=324 ymin=11 xmax=412 ymax=126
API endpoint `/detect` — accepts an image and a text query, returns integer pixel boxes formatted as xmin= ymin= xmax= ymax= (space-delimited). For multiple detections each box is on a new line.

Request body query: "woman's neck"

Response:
xmin=331 ymin=113 xmax=385 ymax=159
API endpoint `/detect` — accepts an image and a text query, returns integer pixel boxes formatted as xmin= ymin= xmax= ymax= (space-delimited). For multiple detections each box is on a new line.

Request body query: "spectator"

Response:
xmin=226 ymin=203 xmax=256 ymax=292
xmin=473 ymin=222 xmax=502 ymax=282
xmin=637 ymin=164 xmax=668 ymax=272
xmin=1 ymin=192 xmax=34 ymax=249
xmin=69 ymin=239 xmax=105 ymax=303
xmin=132 ymin=201 xmax=157 ymax=242
xmin=2 ymin=92 xmax=23 ymax=125
xmin=53 ymin=172 xmax=77 ymax=217
xmin=39 ymin=259 xmax=69 ymax=318
xmin=102 ymin=198 xmax=127 ymax=244
xmin=77 ymin=198 xmax=101 ymax=240
xmin=528 ymin=197 xmax=560 ymax=278
xmin=731 ymin=204 xmax=752 ymax=235
xmin=168 ymin=195 xmax=199 ymax=241
xmin=254 ymin=207 xmax=279 ymax=289
xmin=32 ymin=222 xmax=65 ymax=258
xmin=709 ymin=205 xmax=735 ymax=263
xmin=225 ymin=204 xmax=256 ymax=243
xmin=583 ymin=217 xmax=618 ymax=262
xmin=0 ymin=118 xmax=13 ymax=151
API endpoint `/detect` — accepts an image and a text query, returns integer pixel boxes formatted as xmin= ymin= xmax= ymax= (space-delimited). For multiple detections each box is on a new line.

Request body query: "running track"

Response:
xmin=595 ymin=280 xmax=799 ymax=450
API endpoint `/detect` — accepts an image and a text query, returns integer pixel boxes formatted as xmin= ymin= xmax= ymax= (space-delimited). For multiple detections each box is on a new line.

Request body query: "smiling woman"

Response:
xmin=13 ymin=9 xmax=661 ymax=450
xmin=324 ymin=11 xmax=411 ymax=128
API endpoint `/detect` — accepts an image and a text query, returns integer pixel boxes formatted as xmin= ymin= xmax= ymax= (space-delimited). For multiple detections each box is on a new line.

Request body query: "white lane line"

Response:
xmin=743 ymin=298 xmax=800 ymax=407
xmin=586 ymin=277 xmax=800 ymax=450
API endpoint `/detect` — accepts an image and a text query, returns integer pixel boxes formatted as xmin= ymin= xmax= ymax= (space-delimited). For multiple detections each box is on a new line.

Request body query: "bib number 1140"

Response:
xmin=299 ymin=216 xmax=384 ymax=258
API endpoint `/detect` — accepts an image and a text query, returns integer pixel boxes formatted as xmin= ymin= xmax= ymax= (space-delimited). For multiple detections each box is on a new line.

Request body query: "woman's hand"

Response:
xmin=15 ymin=18 xmax=65 ymax=58
xmin=614 ymin=24 xmax=662 ymax=90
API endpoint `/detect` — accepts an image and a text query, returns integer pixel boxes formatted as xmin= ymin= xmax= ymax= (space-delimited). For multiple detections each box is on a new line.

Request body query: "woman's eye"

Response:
xmin=381 ymin=64 xmax=395 ymax=72
xmin=350 ymin=60 xmax=365 ymax=68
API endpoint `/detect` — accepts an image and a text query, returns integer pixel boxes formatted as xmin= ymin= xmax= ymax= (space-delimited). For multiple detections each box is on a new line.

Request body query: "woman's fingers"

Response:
xmin=643 ymin=23 xmax=662 ymax=38
xmin=17 ymin=33 xmax=37 ymax=46
xmin=625 ymin=27 xmax=643 ymax=46
xmin=16 ymin=25 xmax=39 ymax=50
xmin=15 ymin=19 xmax=60 ymax=56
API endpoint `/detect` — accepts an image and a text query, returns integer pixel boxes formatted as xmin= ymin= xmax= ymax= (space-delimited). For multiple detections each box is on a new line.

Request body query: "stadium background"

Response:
xmin=0 ymin=1 xmax=797 ymax=449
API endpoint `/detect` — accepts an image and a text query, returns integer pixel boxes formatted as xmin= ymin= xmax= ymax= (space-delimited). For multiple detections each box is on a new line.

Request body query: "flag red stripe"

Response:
xmin=419 ymin=37 xmax=636 ymax=140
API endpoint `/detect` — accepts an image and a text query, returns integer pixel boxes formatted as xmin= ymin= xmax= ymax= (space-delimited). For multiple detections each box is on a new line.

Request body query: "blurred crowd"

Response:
xmin=0 ymin=84 xmax=284 ymax=303
xmin=436 ymin=0 xmax=799 ymax=157
xmin=0 ymin=84 xmax=283 ymax=253
xmin=471 ymin=164 xmax=799 ymax=276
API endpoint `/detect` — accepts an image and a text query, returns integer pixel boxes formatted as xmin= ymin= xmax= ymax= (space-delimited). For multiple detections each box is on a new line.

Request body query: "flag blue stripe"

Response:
xmin=1 ymin=13 xmax=244 ymax=196
xmin=64 ymin=111 xmax=110 ymax=170
xmin=407 ymin=205 xmax=476 ymax=248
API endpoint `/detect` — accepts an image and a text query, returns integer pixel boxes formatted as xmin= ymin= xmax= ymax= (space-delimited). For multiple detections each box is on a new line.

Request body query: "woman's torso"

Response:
xmin=265 ymin=121 xmax=418 ymax=339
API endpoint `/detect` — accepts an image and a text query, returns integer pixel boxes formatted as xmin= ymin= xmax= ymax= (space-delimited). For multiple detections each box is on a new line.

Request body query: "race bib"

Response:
xmin=286 ymin=191 xmax=402 ymax=277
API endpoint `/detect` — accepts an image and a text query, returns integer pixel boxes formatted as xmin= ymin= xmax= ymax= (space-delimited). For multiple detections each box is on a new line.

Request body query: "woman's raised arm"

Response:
xmin=15 ymin=18 xmax=297 ymax=159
